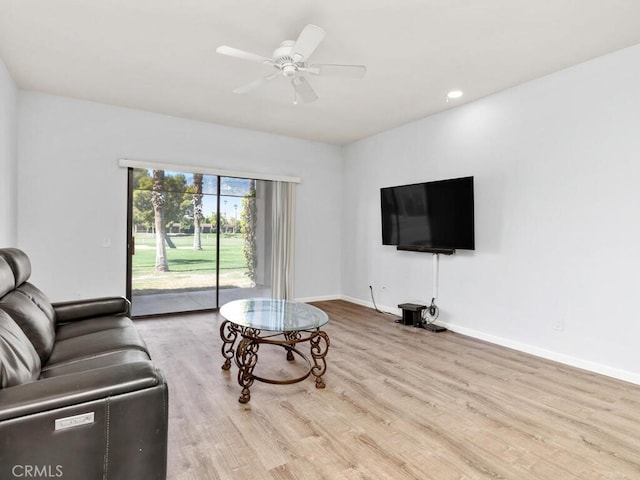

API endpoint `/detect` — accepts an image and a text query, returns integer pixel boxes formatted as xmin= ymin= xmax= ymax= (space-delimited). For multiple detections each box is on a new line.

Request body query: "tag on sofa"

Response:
xmin=55 ymin=412 xmax=95 ymax=431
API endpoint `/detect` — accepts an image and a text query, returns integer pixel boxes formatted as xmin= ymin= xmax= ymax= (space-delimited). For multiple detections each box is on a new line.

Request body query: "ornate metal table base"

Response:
xmin=220 ymin=320 xmax=330 ymax=403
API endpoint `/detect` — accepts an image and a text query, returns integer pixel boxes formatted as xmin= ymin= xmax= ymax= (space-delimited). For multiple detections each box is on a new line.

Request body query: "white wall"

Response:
xmin=12 ymin=44 xmax=640 ymax=383
xmin=17 ymin=92 xmax=343 ymax=301
xmin=342 ymin=44 xmax=640 ymax=384
xmin=0 ymin=57 xmax=18 ymax=246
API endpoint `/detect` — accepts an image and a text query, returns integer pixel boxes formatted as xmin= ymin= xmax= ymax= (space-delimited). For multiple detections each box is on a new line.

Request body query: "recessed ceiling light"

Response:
xmin=447 ymin=90 xmax=464 ymax=101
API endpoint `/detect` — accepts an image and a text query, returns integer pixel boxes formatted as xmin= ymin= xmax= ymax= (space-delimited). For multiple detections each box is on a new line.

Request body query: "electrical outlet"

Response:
xmin=554 ymin=318 xmax=564 ymax=331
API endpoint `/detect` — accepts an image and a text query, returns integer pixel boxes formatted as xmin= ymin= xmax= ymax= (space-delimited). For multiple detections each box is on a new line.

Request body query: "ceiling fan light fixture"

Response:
xmin=282 ymin=64 xmax=297 ymax=77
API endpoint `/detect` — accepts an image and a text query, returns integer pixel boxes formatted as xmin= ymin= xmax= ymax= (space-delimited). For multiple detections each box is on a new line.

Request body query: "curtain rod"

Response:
xmin=118 ymin=158 xmax=301 ymax=184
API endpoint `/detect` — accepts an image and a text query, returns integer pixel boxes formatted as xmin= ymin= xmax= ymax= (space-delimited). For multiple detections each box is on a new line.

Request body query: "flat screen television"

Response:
xmin=381 ymin=176 xmax=474 ymax=252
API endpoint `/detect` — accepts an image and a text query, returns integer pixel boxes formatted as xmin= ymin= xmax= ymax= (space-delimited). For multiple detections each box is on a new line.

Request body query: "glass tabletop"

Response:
xmin=220 ymin=298 xmax=329 ymax=332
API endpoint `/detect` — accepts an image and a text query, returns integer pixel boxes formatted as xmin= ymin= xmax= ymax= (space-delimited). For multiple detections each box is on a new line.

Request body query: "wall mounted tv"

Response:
xmin=381 ymin=176 xmax=475 ymax=253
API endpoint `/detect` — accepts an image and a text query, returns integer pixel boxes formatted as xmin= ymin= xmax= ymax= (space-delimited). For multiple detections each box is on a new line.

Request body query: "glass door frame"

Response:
xmin=126 ymin=168 xmax=222 ymax=315
xmin=126 ymin=168 xmax=266 ymax=317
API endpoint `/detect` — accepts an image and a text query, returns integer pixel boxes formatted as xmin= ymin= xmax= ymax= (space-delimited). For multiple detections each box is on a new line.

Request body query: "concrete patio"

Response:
xmin=131 ymin=285 xmax=271 ymax=317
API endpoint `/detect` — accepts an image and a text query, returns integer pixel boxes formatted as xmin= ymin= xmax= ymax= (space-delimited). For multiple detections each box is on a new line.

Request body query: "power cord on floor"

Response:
xmin=422 ymin=297 xmax=439 ymax=325
xmin=369 ymin=285 xmax=397 ymax=317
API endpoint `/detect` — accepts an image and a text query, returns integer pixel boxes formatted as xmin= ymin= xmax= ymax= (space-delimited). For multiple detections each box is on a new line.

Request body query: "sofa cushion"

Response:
xmin=0 ymin=310 xmax=41 ymax=388
xmin=0 ymin=284 xmax=56 ymax=364
xmin=46 ymin=325 xmax=149 ymax=365
xmin=40 ymin=349 xmax=150 ymax=378
xmin=55 ymin=315 xmax=134 ymax=341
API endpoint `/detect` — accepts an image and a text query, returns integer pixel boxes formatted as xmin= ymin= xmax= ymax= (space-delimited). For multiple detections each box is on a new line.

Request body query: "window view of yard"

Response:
xmin=132 ymin=232 xmax=251 ymax=295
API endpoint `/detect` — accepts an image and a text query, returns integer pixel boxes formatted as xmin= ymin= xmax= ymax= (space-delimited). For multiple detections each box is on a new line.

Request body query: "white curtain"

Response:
xmin=271 ymin=181 xmax=296 ymax=299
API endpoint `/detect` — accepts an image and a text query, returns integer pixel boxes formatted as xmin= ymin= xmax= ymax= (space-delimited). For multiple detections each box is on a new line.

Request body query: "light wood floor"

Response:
xmin=135 ymin=300 xmax=640 ymax=480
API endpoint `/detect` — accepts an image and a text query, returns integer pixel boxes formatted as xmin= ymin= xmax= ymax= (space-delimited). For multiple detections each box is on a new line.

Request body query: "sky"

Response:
xmin=166 ymin=170 xmax=251 ymax=221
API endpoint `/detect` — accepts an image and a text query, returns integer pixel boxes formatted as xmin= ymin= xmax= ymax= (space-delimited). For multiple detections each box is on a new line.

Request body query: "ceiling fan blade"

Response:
xmin=233 ymin=73 xmax=279 ymax=94
xmin=307 ymin=64 xmax=367 ymax=78
xmin=291 ymin=24 xmax=326 ymax=61
xmin=292 ymin=76 xmax=318 ymax=104
xmin=216 ymin=45 xmax=273 ymax=64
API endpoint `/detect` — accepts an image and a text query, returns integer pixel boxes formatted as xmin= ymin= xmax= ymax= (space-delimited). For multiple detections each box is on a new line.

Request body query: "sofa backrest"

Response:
xmin=0 ymin=256 xmax=15 ymax=298
xmin=0 ymin=249 xmax=56 ymax=364
xmin=0 ymin=309 xmax=41 ymax=388
xmin=0 ymin=248 xmax=32 ymax=287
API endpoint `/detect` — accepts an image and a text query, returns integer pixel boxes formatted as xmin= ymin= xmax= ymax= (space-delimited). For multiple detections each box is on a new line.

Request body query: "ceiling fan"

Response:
xmin=216 ymin=24 xmax=366 ymax=104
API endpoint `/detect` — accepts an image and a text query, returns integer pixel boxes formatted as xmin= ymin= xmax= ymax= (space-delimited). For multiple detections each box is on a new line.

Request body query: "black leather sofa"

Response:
xmin=0 ymin=248 xmax=168 ymax=480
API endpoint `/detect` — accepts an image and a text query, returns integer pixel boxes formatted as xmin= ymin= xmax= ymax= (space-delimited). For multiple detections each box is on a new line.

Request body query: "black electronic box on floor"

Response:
xmin=397 ymin=303 xmax=426 ymax=326
xmin=398 ymin=302 xmax=447 ymax=332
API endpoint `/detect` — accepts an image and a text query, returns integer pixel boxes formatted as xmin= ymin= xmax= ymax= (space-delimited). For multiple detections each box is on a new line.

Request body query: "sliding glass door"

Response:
xmin=127 ymin=168 xmax=272 ymax=317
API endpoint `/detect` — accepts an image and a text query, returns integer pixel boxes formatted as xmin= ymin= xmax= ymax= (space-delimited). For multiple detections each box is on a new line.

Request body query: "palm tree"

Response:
xmin=192 ymin=173 xmax=203 ymax=250
xmin=241 ymin=180 xmax=257 ymax=284
xmin=152 ymin=169 xmax=169 ymax=271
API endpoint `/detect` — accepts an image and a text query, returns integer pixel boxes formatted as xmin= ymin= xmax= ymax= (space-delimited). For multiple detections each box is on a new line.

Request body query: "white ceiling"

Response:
xmin=1 ymin=1 xmax=640 ymax=145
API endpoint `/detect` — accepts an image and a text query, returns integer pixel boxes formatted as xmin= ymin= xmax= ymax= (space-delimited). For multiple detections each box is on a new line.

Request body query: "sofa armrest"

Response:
xmin=52 ymin=296 xmax=131 ymax=323
xmin=0 ymin=362 xmax=168 ymax=480
xmin=0 ymin=361 xmax=163 ymax=422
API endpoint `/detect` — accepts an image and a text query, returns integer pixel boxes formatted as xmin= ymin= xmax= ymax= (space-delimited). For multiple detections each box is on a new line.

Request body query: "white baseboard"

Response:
xmin=294 ymin=294 xmax=343 ymax=303
xmin=302 ymin=296 xmax=640 ymax=386
xmin=439 ymin=321 xmax=640 ymax=386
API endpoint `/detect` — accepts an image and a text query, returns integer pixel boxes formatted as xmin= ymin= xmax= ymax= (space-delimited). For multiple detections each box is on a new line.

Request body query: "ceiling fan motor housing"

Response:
xmin=273 ymin=41 xmax=303 ymax=76
xmin=273 ymin=40 xmax=295 ymax=59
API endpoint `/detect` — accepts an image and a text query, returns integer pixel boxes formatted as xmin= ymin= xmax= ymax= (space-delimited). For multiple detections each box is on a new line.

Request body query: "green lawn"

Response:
xmin=132 ymin=233 xmax=250 ymax=294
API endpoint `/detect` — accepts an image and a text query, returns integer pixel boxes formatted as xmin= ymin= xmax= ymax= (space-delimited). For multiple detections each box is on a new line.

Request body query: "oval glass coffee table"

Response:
xmin=219 ymin=298 xmax=330 ymax=403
